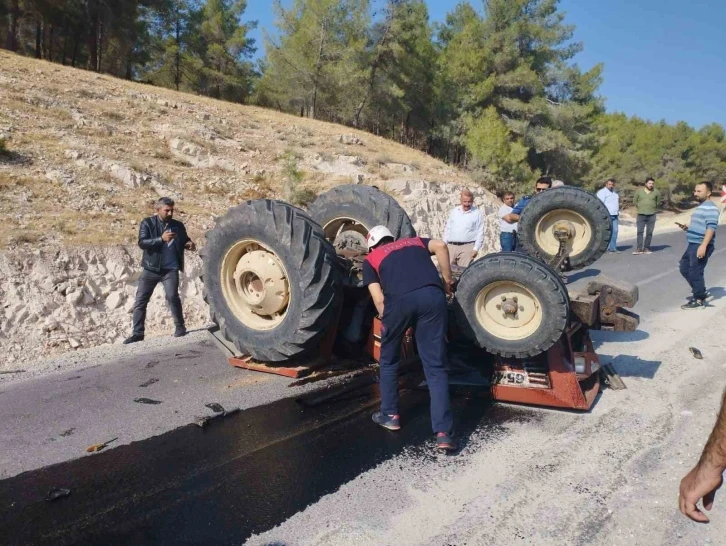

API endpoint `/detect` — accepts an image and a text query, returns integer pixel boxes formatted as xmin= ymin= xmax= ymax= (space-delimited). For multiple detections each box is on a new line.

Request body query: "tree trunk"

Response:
xmin=35 ymin=20 xmax=42 ymax=58
xmin=310 ymin=18 xmax=327 ymax=120
xmin=354 ymin=1 xmax=395 ymax=127
xmin=71 ymin=28 xmax=81 ymax=67
xmin=48 ymin=25 xmax=55 ymax=62
xmin=86 ymin=1 xmax=99 ymax=71
xmin=97 ymin=20 xmax=103 ymax=72
xmin=174 ymin=4 xmax=181 ymax=90
xmin=6 ymin=0 xmax=19 ymax=51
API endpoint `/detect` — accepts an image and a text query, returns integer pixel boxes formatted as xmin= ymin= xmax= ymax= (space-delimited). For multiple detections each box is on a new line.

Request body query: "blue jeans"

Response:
xmin=679 ymin=243 xmax=714 ymax=300
xmin=609 ymin=216 xmax=619 ymax=251
xmin=500 ymin=232 xmax=518 ymax=252
xmin=379 ymin=286 xmax=452 ymax=434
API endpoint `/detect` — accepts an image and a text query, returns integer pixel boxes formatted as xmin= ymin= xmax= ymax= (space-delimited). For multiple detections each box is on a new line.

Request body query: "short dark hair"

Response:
xmin=536 ymin=176 xmax=552 ymax=188
xmin=503 ymin=191 xmax=515 ymax=199
xmin=645 ymin=177 xmax=655 ymax=184
xmin=155 ymin=197 xmax=175 ymax=209
xmin=697 ymin=181 xmax=714 ymax=193
xmin=606 ymin=178 xmax=616 ymax=184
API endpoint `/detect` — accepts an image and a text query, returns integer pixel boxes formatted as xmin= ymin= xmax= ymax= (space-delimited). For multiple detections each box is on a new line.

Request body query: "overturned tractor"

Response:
xmin=201 ymin=184 xmax=638 ymax=411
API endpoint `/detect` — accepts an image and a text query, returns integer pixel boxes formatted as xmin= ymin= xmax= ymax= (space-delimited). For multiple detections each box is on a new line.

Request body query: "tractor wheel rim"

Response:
xmin=534 ymin=209 xmax=592 ymax=258
xmin=323 ymin=217 xmax=370 ymax=245
xmin=220 ymin=240 xmax=290 ymax=331
xmin=475 ymin=281 xmax=542 ymax=341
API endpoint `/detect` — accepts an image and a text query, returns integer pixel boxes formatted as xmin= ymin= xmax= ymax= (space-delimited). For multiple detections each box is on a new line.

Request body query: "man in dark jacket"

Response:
xmin=124 ymin=197 xmax=196 ymax=344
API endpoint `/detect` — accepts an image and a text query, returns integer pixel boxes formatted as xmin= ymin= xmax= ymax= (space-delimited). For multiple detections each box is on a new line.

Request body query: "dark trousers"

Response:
xmin=500 ymin=231 xmax=518 ymax=252
xmin=636 ymin=214 xmax=656 ymax=250
xmin=679 ymin=243 xmax=714 ymax=300
xmin=379 ymin=286 xmax=453 ymax=434
xmin=132 ymin=269 xmax=184 ymax=336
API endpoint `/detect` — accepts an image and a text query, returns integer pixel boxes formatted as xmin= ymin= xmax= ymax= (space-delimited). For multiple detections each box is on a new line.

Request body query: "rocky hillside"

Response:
xmin=0 ymin=51 xmax=501 ymax=370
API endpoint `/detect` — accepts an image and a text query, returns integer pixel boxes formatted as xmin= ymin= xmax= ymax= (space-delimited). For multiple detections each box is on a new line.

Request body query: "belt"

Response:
xmin=449 ymin=241 xmax=475 ymax=246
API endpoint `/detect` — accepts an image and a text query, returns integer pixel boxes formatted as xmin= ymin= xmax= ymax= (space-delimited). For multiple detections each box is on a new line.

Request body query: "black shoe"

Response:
xmin=174 ymin=327 xmax=187 ymax=338
xmin=688 ymin=291 xmax=712 ymax=302
xmin=681 ymin=299 xmax=706 ymax=310
xmin=372 ymin=412 xmax=400 ymax=431
xmin=436 ymin=432 xmax=457 ymax=451
xmin=123 ymin=334 xmax=144 ymax=344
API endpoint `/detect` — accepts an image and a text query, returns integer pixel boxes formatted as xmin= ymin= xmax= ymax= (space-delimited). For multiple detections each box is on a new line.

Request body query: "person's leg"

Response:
xmin=161 ymin=269 xmax=185 ymax=331
xmin=131 ymin=269 xmax=161 ymax=336
xmin=377 ymin=298 xmax=412 ymax=419
xmin=635 ymin=215 xmax=645 ymax=251
xmin=500 ymin=232 xmax=515 ymax=252
xmin=447 ymin=244 xmax=459 ymax=268
xmin=609 ymin=217 xmax=619 ymax=251
xmin=679 ymin=246 xmax=693 ymax=290
xmin=412 ymin=287 xmax=453 ymax=435
xmin=689 ymin=244 xmax=713 ymax=300
xmin=644 ymin=214 xmax=656 ymax=250
xmin=457 ymin=243 xmax=475 ymax=267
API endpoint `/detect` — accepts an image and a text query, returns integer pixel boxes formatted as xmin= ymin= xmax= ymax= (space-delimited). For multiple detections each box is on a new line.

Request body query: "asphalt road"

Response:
xmin=2 ymin=228 xmax=726 ymax=545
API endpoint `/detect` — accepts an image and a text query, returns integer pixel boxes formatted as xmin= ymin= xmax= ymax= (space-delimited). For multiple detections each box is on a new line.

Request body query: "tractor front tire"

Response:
xmin=518 ymin=186 xmax=612 ymax=270
xmin=454 ymin=252 xmax=570 ymax=358
xmin=201 ymin=199 xmax=341 ymax=362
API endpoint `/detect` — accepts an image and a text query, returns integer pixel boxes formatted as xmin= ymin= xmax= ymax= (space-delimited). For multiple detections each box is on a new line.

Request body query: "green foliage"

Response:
xmin=587 ymin=113 xmax=726 ymax=206
xmin=280 ymin=151 xmax=314 ymax=206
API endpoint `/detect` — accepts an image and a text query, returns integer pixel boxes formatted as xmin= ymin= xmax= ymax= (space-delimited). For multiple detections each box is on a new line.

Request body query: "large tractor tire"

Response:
xmin=307 ymin=184 xmax=415 ymax=287
xmin=201 ymin=199 xmax=341 ymax=362
xmin=454 ymin=252 xmax=570 ymax=358
xmin=518 ymin=186 xmax=612 ymax=270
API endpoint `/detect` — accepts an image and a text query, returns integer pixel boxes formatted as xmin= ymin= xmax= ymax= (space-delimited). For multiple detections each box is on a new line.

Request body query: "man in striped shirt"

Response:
xmin=679 ymin=182 xmax=719 ymax=310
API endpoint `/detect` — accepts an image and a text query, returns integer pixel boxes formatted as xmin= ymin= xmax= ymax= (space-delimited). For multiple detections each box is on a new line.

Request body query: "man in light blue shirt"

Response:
xmin=679 ymin=182 xmax=719 ymax=309
xmin=443 ymin=189 xmax=484 ymax=268
xmin=596 ymin=178 xmax=620 ymax=252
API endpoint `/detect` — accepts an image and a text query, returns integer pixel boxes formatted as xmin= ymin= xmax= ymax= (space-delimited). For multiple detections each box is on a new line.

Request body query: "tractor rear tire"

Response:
xmin=518 ymin=186 xmax=612 ymax=270
xmin=201 ymin=199 xmax=341 ymax=362
xmin=307 ymin=184 xmax=415 ymax=287
xmin=454 ymin=252 xmax=570 ymax=358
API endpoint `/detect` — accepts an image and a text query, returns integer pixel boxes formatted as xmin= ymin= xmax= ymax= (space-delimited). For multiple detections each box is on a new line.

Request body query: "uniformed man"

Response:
xmin=362 ymin=226 xmax=456 ymax=451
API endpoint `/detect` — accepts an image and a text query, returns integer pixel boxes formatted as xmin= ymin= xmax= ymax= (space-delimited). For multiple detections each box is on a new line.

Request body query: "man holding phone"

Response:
xmin=678 ymin=182 xmax=719 ymax=310
xmin=124 ymin=197 xmax=196 ymax=344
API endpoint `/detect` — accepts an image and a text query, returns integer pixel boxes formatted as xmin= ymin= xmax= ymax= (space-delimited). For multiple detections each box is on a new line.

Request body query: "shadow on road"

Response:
xmin=616 ymin=244 xmax=633 ymax=252
xmin=598 ymin=353 xmax=661 ymax=380
xmin=648 ymin=244 xmax=671 ymax=252
xmin=708 ymin=286 xmax=726 ymax=301
xmin=567 ymin=268 xmax=601 ymax=283
xmin=590 ymin=330 xmax=649 ymax=351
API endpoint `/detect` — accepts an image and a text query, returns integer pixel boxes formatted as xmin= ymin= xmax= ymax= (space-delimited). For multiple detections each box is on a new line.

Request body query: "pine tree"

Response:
xmin=198 ymin=0 xmax=257 ymax=102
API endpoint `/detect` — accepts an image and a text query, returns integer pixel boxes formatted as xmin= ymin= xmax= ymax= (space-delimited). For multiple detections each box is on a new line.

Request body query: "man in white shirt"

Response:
xmin=596 ymin=178 xmax=620 ymax=253
xmin=443 ymin=189 xmax=484 ymax=268
xmin=498 ymin=191 xmax=518 ymax=251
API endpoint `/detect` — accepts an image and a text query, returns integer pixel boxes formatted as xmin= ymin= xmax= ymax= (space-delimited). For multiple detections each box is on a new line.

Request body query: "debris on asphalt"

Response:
xmin=0 ymin=370 xmax=26 ymax=375
xmin=688 ymin=346 xmax=703 ymax=359
xmin=600 ymin=363 xmax=627 ymax=390
xmin=193 ymin=407 xmax=240 ymax=428
xmin=46 ymin=488 xmax=71 ymax=501
xmin=86 ymin=437 xmax=118 ymax=453
xmin=139 ymin=378 xmax=159 ymax=388
xmin=145 ymin=360 xmax=160 ymax=369
xmin=205 ymin=402 xmax=225 ymax=413
xmin=134 ymin=397 xmax=162 ymax=405
xmin=59 ymin=428 xmax=76 ymax=437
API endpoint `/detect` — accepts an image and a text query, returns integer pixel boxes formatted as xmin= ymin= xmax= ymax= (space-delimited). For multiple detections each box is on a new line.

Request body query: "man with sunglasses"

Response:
xmin=501 ymin=176 xmax=553 ymax=226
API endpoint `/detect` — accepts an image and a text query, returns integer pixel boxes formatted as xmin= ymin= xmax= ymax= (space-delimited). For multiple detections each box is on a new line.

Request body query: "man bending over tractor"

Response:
xmin=362 ymin=226 xmax=457 ymax=451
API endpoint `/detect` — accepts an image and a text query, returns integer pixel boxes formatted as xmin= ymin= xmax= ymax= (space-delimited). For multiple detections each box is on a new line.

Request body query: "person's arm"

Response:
xmin=633 ymin=189 xmax=640 ymax=211
xmin=503 ymin=212 xmax=520 ymax=223
xmin=473 ymin=211 xmax=484 ymax=255
xmin=427 ymin=239 xmax=453 ymax=295
xmin=138 ymin=219 xmax=165 ymax=250
xmin=442 ymin=211 xmax=453 ymax=244
xmin=367 ymin=283 xmax=385 ymax=317
xmin=182 ymin=225 xmax=196 ymax=251
xmin=679 ymin=389 xmax=726 ymax=523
